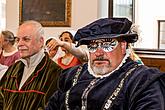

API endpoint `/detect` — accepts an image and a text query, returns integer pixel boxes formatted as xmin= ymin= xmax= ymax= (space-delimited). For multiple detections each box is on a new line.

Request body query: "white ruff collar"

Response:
xmin=88 ymin=49 xmax=131 ymax=78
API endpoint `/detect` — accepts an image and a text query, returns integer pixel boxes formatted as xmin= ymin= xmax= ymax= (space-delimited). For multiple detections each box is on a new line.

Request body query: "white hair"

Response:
xmin=20 ymin=20 xmax=45 ymax=40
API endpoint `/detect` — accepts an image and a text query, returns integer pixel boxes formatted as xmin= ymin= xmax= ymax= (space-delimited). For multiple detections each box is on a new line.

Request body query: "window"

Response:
xmin=0 ymin=0 xmax=6 ymax=31
xmin=158 ymin=20 xmax=165 ymax=49
xmin=108 ymin=0 xmax=165 ymax=49
xmin=109 ymin=0 xmax=134 ymax=22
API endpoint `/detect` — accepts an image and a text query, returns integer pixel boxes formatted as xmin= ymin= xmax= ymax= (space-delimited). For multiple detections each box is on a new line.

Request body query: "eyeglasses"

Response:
xmin=87 ymin=39 xmax=119 ymax=53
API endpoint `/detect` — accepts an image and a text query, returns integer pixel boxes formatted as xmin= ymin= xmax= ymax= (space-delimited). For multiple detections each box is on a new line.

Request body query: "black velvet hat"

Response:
xmin=74 ymin=18 xmax=138 ymax=46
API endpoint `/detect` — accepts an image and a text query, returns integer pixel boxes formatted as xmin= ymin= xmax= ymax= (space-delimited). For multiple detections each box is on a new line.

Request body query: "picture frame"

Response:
xmin=19 ymin=0 xmax=71 ymax=27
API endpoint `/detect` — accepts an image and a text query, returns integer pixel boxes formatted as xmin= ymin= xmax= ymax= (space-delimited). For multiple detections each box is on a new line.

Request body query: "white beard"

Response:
xmin=92 ymin=65 xmax=111 ymax=75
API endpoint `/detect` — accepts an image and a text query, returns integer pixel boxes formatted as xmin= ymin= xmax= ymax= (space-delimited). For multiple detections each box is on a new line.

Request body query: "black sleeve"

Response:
xmin=127 ymin=68 xmax=165 ymax=110
xmin=45 ymin=90 xmax=63 ymax=110
xmin=130 ymin=80 xmax=165 ymax=110
xmin=45 ymin=65 xmax=83 ymax=110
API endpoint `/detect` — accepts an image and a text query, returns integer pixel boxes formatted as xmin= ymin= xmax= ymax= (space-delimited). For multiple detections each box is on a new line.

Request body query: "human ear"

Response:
xmin=121 ymin=41 xmax=127 ymax=54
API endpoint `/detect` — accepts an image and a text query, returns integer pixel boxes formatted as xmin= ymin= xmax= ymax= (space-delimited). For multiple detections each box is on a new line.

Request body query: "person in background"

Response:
xmin=47 ymin=31 xmax=88 ymax=69
xmin=45 ymin=18 xmax=165 ymax=110
xmin=127 ymin=25 xmax=144 ymax=65
xmin=0 ymin=30 xmax=20 ymax=66
xmin=129 ymin=44 xmax=144 ymax=64
xmin=0 ymin=20 xmax=62 ymax=110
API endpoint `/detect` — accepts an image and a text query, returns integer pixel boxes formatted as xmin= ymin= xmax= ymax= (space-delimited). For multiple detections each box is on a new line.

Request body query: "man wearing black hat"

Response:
xmin=45 ymin=18 xmax=165 ymax=110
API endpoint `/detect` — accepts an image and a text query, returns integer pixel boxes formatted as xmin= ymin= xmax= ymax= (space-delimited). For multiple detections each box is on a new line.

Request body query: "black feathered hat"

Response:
xmin=74 ymin=18 xmax=138 ymax=46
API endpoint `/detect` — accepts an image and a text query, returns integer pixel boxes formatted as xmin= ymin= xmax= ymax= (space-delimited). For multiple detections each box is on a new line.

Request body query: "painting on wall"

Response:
xmin=19 ymin=0 xmax=71 ymax=27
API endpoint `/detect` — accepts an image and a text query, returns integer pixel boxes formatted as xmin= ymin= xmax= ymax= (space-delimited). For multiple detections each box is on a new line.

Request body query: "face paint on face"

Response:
xmin=89 ymin=39 xmax=126 ymax=76
xmin=87 ymin=39 xmax=119 ymax=53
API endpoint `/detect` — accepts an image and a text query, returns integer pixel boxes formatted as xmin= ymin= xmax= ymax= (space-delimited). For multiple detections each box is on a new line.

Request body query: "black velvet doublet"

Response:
xmin=46 ymin=58 xmax=165 ymax=110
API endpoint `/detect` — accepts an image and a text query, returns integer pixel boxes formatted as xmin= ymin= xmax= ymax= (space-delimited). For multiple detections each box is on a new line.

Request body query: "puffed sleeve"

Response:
xmin=130 ymin=80 xmax=165 ymax=110
xmin=127 ymin=68 xmax=165 ymax=110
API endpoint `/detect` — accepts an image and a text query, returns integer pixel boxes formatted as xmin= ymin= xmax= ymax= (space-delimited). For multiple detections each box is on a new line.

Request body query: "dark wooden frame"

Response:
xmin=19 ymin=0 xmax=71 ymax=27
xmin=108 ymin=0 xmax=135 ymax=22
xmin=158 ymin=20 xmax=165 ymax=49
xmin=134 ymin=48 xmax=165 ymax=55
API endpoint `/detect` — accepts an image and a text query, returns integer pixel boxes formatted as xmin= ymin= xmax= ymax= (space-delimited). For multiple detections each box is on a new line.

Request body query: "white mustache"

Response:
xmin=18 ymin=46 xmax=28 ymax=50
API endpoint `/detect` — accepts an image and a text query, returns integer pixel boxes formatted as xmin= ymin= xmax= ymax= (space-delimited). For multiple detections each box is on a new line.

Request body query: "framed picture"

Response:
xmin=158 ymin=20 xmax=165 ymax=49
xmin=19 ymin=0 xmax=71 ymax=27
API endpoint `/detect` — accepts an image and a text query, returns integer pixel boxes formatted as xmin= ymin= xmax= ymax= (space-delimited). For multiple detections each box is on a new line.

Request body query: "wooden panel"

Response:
xmin=141 ymin=57 xmax=165 ymax=72
xmin=134 ymin=48 xmax=165 ymax=72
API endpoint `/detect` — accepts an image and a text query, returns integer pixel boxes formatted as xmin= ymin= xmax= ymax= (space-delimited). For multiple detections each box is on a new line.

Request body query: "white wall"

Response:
xmin=135 ymin=0 xmax=165 ymax=49
xmin=98 ymin=0 xmax=109 ymax=18
xmin=6 ymin=0 xmax=98 ymax=39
